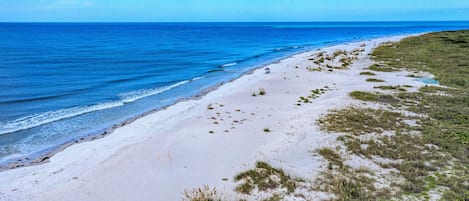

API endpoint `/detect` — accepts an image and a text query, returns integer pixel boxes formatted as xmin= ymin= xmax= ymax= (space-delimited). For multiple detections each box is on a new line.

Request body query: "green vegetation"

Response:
xmin=318 ymin=107 xmax=405 ymax=135
xmin=310 ymin=50 xmax=357 ymax=70
xmin=252 ymin=88 xmax=267 ymax=97
xmin=234 ymin=161 xmax=301 ymax=195
xmin=367 ymin=63 xmax=398 ymax=72
xmin=259 ymin=88 xmax=266 ymax=96
xmin=314 ymin=147 xmax=390 ymax=200
xmin=333 ymin=50 xmax=346 ymax=57
xmin=314 ymin=168 xmax=384 ymax=201
xmin=359 ymin=71 xmax=376 ymax=76
xmin=207 ymin=104 xmax=215 ymax=110
xmin=317 ymin=148 xmax=343 ymax=168
xmin=261 ymin=194 xmax=283 ymax=201
xmin=349 ymin=91 xmax=397 ymax=103
xmin=366 ymin=78 xmax=385 ymax=82
xmin=374 ymin=85 xmax=397 ymax=90
xmin=306 ymin=67 xmax=322 ymax=72
xmin=314 ymin=57 xmax=325 ymax=65
xmin=373 ymin=30 xmax=469 ymax=88
xmin=374 ymin=85 xmax=407 ymax=91
xmin=297 ymin=87 xmax=328 ymax=105
xmin=317 ymin=31 xmax=469 ymax=200
xmin=351 ymin=48 xmax=365 ymax=56
xmin=339 ymin=57 xmax=353 ymax=68
xmin=418 ymin=85 xmax=449 ymax=93
xmin=263 ymin=128 xmax=271 ymax=133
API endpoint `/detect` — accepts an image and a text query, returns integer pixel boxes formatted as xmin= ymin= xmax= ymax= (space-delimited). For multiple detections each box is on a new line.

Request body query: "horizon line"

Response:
xmin=1 ymin=20 xmax=469 ymax=23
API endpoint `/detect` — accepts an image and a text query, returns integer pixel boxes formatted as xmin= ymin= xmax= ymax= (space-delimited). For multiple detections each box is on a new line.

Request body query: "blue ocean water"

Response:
xmin=0 ymin=22 xmax=468 ymax=166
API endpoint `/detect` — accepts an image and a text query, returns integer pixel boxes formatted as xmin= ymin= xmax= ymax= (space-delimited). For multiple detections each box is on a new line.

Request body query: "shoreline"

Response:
xmin=0 ymin=33 xmax=429 ymax=201
xmin=0 ymin=43 xmax=312 ymax=171
xmin=0 ymin=32 xmax=423 ymax=171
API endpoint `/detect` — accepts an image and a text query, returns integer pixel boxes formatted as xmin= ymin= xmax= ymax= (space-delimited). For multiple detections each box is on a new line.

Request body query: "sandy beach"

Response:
xmin=0 ymin=34 xmax=432 ymax=201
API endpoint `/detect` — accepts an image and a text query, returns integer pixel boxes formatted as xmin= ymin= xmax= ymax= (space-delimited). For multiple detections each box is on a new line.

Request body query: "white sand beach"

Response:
xmin=0 ymin=34 xmax=430 ymax=201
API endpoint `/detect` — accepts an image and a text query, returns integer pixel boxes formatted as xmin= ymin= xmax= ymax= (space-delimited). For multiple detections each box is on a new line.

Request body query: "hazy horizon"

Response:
xmin=1 ymin=0 xmax=468 ymax=22
xmin=2 ymin=20 xmax=469 ymax=23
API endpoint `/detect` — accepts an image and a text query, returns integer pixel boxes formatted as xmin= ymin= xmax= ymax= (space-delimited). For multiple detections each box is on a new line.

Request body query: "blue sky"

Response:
xmin=0 ymin=0 xmax=468 ymax=22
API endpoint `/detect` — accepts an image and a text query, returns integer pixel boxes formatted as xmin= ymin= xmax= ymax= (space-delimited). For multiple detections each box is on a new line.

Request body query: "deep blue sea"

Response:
xmin=1 ymin=22 xmax=468 ymax=166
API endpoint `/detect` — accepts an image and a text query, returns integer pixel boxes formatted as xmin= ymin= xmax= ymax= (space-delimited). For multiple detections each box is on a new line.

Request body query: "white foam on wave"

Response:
xmin=119 ymin=80 xmax=189 ymax=103
xmin=192 ymin=76 xmax=204 ymax=81
xmin=221 ymin=62 xmax=237 ymax=67
xmin=0 ymin=101 xmax=124 ymax=136
xmin=0 ymin=80 xmax=193 ymax=136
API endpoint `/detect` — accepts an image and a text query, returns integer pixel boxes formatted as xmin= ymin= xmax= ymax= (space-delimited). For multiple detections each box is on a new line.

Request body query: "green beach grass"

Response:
xmin=317 ymin=30 xmax=469 ymax=200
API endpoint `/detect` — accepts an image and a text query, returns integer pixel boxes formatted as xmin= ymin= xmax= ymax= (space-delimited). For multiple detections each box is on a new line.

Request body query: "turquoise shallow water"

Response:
xmin=416 ymin=78 xmax=440 ymax=85
xmin=0 ymin=22 xmax=468 ymax=166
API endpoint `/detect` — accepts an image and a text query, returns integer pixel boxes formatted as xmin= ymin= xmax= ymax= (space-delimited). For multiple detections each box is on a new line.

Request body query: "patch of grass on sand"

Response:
xmin=349 ymin=91 xmax=397 ymax=103
xmin=234 ymin=161 xmax=301 ymax=195
xmin=317 ymin=31 xmax=469 ymax=200
xmin=374 ymin=85 xmax=407 ymax=92
xmin=297 ymin=87 xmax=328 ymax=105
xmin=259 ymin=88 xmax=266 ymax=96
xmin=366 ymin=78 xmax=385 ymax=82
xmin=313 ymin=147 xmax=389 ymax=200
xmin=359 ymin=71 xmax=376 ymax=76
xmin=253 ymin=88 xmax=267 ymax=97
xmin=315 ymin=169 xmax=383 ymax=201
xmin=261 ymin=194 xmax=283 ymax=201
xmin=182 ymin=185 xmax=224 ymax=201
xmin=318 ymin=107 xmax=405 ymax=135
xmin=317 ymin=148 xmax=343 ymax=168
xmin=373 ymin=30 xmax=469 ymax=88
xmin=418 ymin=85 xmax=449 ymax=93
xmin=374 ymin=85 xmax=398 ymax=90
xmin=368 ymin=64 xmax=398 ymax=72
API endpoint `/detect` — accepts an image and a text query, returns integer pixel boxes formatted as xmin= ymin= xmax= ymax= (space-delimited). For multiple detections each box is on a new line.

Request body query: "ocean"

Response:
xmin=1 ymin=22 xmax=468 ymax=167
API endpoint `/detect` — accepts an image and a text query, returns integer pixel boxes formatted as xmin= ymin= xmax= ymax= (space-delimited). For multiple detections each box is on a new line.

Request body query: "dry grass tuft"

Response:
xmin=182 ymin=185 xmax=224 ymax=201
xmin=234 ymin=161 xmax=301 ymax=195
xmin=318 ymin=107 xmax=404 ymax=135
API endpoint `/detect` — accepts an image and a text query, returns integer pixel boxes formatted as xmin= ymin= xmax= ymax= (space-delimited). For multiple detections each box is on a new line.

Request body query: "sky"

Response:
xmin=0 ymin=0 xmax=468 ymax=22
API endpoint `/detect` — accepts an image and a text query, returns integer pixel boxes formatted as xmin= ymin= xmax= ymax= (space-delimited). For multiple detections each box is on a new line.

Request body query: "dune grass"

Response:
xmin=359 ymin=71 xmax=376 ymax=76
xmin=318 ymin=107 xmax=405 ymax=135
xmin=349 ymin=91 xmax=397 ymax=104
xmin=316 ymin=31 xmax=469 ymax=200
xmin=317 ymin=148 xmax=343 ymax=168
xmin=374 ymin=85 xmax=407 ymax=91
xmin=234 ymin=161 xmax=301 ymax=195
xmin=368 ymin=64 xmax=398 ymax=72
xmin=366 ymin=78 xmax=385 ymax=82
xmin=372 ymin=30 xmax=469 ymax=88
xmin=259 ymin=88 xmax=266 ymax=96
xmin=182 ymin=185 xmax=224 ymax=201
xmin=314 ymin=146 xmax=390 ymax=200
xmin=296 ymin=87 xmax=328 ymax=105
